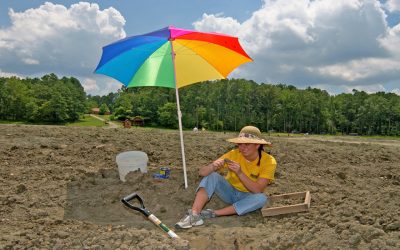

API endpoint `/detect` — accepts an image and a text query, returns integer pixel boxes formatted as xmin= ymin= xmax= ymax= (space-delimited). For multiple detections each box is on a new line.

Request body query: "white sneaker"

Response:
xmin=175 ymin=210 xmax=204 ymax=229
xmin=200 ymin=208 xmax=216 ymax=219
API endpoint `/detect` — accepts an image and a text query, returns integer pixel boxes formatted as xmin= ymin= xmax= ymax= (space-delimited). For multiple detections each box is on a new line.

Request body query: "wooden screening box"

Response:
xmin=261 ymin=191 xmax=311 ymax=217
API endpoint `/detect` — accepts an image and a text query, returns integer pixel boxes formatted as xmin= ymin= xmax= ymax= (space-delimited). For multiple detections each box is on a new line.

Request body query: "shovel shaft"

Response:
xmin=148 ymin=214 xmax=179 ymax=238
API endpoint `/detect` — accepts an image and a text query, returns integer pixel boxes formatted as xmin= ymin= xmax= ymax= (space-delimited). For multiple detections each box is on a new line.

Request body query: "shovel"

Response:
xmin=121 ymin=192 xmax=179 ymax=239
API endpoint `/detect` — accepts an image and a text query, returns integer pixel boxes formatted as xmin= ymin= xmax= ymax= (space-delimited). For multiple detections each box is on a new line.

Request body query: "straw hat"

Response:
xmin=227 ymin=126 xmax=272 ymax=146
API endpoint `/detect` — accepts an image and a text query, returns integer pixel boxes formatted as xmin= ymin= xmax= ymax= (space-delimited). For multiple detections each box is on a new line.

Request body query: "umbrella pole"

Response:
xmin=170 ymin=41 xmax=188 ymax=189
xmin=175 ymin=88 xmax=188 ymax=189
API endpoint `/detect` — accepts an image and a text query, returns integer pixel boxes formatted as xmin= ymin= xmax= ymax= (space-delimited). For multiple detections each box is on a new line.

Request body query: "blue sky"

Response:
xmin=0 ymin=0 xmax=399 ymax=96
xmin=0 ymin=1 xmax=262 ymax=33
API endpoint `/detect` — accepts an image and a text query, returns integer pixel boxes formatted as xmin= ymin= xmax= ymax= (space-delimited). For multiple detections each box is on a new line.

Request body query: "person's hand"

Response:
xmin=211 ymin=159 xmax=225 ymax=171
xmin=227 ymin=160 xmax=241 ymax=174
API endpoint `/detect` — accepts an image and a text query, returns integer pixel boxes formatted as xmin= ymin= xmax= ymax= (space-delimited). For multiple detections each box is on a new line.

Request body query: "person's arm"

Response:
xmin=237 ymin=172 xmax=269 ymax=193
xmin=199 ymin=159 xmax=225 ymax=176
xmin=227 ymin=162 xmax=269 ymax=193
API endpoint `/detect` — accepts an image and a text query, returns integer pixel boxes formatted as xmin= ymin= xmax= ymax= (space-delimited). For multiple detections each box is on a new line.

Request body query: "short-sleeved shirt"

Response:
xmin=218 ymin=149 xmax=277 ymax=192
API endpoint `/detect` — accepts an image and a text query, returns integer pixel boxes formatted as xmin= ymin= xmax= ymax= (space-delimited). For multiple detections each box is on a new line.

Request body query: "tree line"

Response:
xmin=1 ymin=75 xmax=399 ymax=135
xmin=0 ymin=74 xmax=86 ymax=123
xmin=90 ymin=79 xmax=400 ymax=136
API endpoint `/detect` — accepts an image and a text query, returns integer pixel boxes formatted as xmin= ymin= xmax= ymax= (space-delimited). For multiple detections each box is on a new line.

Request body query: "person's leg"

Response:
xmin=191 ymin=188 xmax=208 ymax=214
xmin=196 ymin=173 xmax=242 ymax=217
xmin=176 ymin=189 xmax=208 ymax=229
xmin=233 ymin=193 xmax=267 ymax=215
xmin=208 ymin=193 xmax=267 ymax=217
xmin=214 ymin=205 xmax=237 ymax=216
xmin=212 ymin=189 xmax=267 ymax=216
xmin=193 ymin=172 xmax=236 ymax=214
xmin=191 ymin=173 xmax=267 ymax=218
xmin=176 ymin=172 xmax=230 ymax=228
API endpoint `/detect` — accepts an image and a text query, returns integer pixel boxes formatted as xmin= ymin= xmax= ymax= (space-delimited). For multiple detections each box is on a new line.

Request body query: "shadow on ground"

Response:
xmin=64 ymin=169 xmax=261 ymax=229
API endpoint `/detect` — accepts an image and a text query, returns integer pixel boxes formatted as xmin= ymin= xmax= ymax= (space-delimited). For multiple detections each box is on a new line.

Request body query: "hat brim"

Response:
xmin=227 ymin=137 xmax=272 ymax=146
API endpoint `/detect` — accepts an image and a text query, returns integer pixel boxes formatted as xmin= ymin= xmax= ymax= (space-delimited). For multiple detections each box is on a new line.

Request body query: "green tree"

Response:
xmin=38 ymin=90 xmax=69 ymax=123
xmin=158 ymin=102 xmax=178 ymax=128
xmin=99 ymin=103 xmax=110 ymax=115
xmin=2 ymin=74 xmax=399 ymax=135
xmin=113 ymin=92 xmax=134 ymax=120
xmin=86 ymin=99 xmax=98 ymax=113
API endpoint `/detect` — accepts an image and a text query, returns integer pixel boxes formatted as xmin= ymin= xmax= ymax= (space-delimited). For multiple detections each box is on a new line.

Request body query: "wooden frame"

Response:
xmin=261 ymin=191 xmax=311 ymax=217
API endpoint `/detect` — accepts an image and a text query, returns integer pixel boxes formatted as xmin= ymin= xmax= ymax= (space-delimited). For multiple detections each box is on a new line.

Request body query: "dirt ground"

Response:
xmin=1 ymin=124 xmax=399 ymax=249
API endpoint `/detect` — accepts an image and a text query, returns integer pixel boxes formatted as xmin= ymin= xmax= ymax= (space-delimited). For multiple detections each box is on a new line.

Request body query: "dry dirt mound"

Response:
xmin=1 ymin=125 xmax=399 ymax=249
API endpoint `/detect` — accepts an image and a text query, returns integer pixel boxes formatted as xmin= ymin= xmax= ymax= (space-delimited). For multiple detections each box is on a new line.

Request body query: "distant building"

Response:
xmin=132 ymin=116 xmax=144 ymax=126
xmin=91 ymin=108 xmax=100 ymax=114
xmin=91 ymin=107 xmax=110 ymax=115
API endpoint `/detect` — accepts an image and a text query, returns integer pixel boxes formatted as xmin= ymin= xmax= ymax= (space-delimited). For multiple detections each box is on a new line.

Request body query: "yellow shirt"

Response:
xmin=219 ymin=149 xmax=277 ymax=192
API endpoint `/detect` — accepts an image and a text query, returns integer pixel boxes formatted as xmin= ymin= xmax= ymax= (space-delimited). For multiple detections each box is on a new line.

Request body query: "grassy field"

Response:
xmin=0 ymin=120 xmax=25 ymax=124
xmin=65 ymin=115 xmax=105 ymax=127
xmin=97 ymin=114 xmax=111 ymax=120
xmin=0 ymin=114 xmax=105 ymax=127
xmin=1 ymin=117 xmax=399 ymax=140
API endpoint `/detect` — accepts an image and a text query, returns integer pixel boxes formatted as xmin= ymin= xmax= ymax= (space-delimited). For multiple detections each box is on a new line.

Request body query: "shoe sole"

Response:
xmin=175 ymin=220 xmax=204 ymax=229
xmin=175 ymin=223 xmax=192 ymax=229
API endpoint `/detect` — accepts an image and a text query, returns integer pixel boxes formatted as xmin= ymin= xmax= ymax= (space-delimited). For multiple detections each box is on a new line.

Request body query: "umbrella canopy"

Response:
xmin=95 ymin=26 xmax=252 ymax=88
xmin=95 ymin=26 xmax=252 ymax=188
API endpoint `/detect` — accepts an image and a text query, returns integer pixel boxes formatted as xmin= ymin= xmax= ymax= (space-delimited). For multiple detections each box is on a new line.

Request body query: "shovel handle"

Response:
xmin=121 ymin=192 xmax=149 ymax=216
xmin=123 ymin=193 xmax=143 ymax=204
xmin=121 ymin=192 xmax=180 ymax=239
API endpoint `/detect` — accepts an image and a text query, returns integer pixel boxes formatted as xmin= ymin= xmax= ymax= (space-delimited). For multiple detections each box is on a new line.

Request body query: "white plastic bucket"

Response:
xmin=116 ymin=151 xmax=148 ymax=182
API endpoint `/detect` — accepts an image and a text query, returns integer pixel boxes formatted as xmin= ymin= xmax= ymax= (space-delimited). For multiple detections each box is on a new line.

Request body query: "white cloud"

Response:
xmin=82 ymin=77 xmax=123 ymax=96
xmin=313 ymin=81 xmax=400 ymax=97
xmin=193 ymin=13 xmax=241 ymax=36
xmin=312 ymin=58 xmax=400 ymax=81
xmin=342 ymin=83 xmax=386 ymax=93
xmin=311 ymin=83 xmax=388 ymax=95
xmin=384 ymin=0 xmax=400 ymax=12
xmin=194 ymin=0 xmax=400 ymax=94
xmin=0 ymin=69 xmax=23 ymax=78
xmin=392 ymin=88 xmax=400 ymax=95
xmin=1 ymin=0 xmax=399 ymax=95
xmin=0 ymin=2 xmax=126 ymax=94
xmin=22 ymin=58 xmax=40 ymax=65
xmin=95 ymin=78 xmax=123 ymax=96
xmin=379 ymin=22 xmax=400 ymax=55
xmin=82 ymin=78 xmax=99 ymax=92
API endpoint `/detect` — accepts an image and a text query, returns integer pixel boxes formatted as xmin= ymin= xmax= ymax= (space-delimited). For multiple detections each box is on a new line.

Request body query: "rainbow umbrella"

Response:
xmin=95 ymin=26 xmax=252 ymax=188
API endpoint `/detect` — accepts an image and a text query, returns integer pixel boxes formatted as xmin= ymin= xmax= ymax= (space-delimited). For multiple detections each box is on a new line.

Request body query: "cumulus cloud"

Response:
xmin=83 ymin=76 xmax=123 ymax=96
xmin=194 ymin=0 xmax=400 ymax=94
xmin=0 ymin=2 xmax=126 ymax=93
xmin=342 ymin=83 xmax=386 ymax=93
xmin=392 ymin=88 xmax=400 ymax=95
xmin=1 ymin=0 xmax=399 ymax=95
xmin=82 ymin=78 xmax=99 ymax=93
xmin=384 ymin=0 xmax=400 ymax=12
xmin=0 ymin=69 xmax=23 ymax=78
xmin=193 ymin=13 xmax=241 ymax=36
